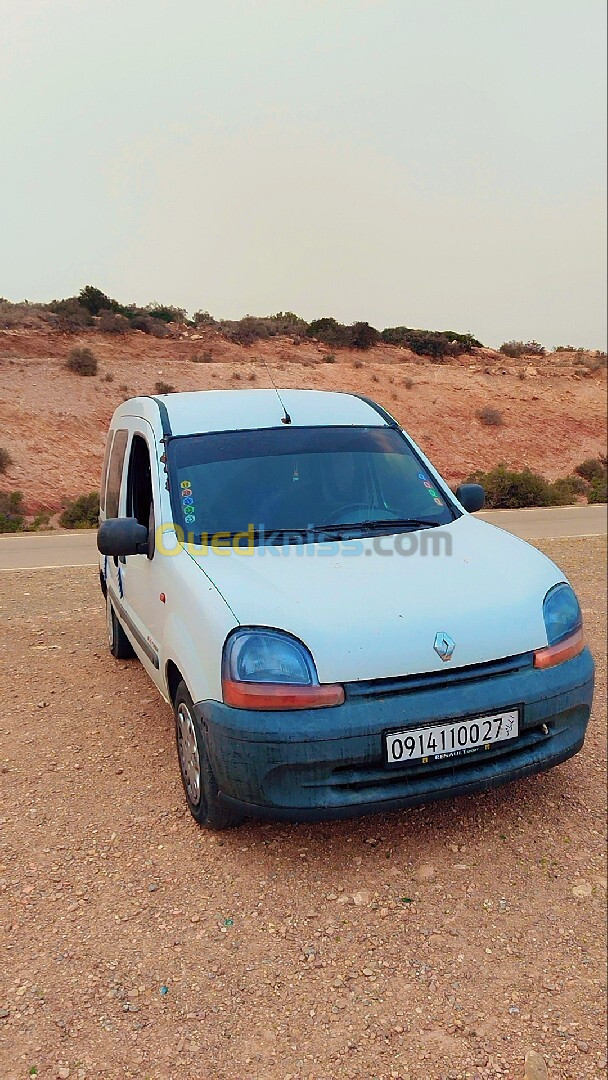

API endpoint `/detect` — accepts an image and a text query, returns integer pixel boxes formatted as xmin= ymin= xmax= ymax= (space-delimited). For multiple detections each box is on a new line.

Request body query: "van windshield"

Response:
xmin=167 ymin=425 xmax=457 ymax=542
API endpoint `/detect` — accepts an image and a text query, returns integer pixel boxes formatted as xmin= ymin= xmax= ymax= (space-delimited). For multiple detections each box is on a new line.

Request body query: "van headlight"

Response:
xmin=222 ymin=628 xmax=345 ymax=709
xmin=534 ymin=584 xmax=584 ymax=669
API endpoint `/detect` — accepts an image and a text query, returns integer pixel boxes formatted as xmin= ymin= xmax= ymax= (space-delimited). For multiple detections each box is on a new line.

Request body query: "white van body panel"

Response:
xmin=188 ymin=514 xmax=565 ymax=684
xmin=160 ymin=550 xmax=238 ymax=702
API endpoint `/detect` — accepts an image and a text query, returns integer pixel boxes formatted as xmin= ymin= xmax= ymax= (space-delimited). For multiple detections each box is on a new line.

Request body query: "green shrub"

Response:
xmin=0 ymin=491 xmax=25 ymax=532
xmin=477 ymin=406 xmax=504 ymax=427
xmin=30 ymin=511 xmax=51 ymax=531
xmin=549 ymin=477 xmax=585 ymax=504
xmin=443 ymin=331 xmax=483 ymax=351
xmin=307 ymin=318 xmax=352 ymax=348
xmin=574 ymin=458 xmax=606 ymax=483
xmin=322 ymin=353 xmax=337 ymax=364
xmin=154 ymin=380 xmax=175 ymax=394
xmin=59 ymin=492 xmax=99 ymax=529
xmin=78 ymin=285 xmax=122 ymax=315
xmin=145 ymin=303 xmax=187 ymax=324
xmin=381 ymin=327 xmax=459 ymax=360
xmin=350 ymin=322 xmax=380 ymax=350
xmin=464 ymin=465 xmax=574 ymax=508
xmin=0 ymin=448 xmax=12 ymax=474
xmin=66 ymin=347 xmax=98 ymax=376
xmin=588 ymin=475 xmax=607 ymax=504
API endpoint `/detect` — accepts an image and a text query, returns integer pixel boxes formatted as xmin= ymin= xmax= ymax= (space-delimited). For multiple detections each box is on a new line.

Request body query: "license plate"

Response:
xmin=385 ymin=709 xmax=519 ymax=765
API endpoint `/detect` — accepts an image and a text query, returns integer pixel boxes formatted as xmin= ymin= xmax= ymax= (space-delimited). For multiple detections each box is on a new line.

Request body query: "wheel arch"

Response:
xmin=165 ymin=659 xmax=185 ymax=705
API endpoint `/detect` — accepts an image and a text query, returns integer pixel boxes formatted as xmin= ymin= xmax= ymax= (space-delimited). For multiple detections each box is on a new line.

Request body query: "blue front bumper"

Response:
xmin=194 ymin=648 xmax=595 ymax=822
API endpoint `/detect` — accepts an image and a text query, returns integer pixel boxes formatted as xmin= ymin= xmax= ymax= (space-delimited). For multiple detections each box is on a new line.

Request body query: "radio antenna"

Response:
xmin=263 ymin=361 xmax=291 ymax=424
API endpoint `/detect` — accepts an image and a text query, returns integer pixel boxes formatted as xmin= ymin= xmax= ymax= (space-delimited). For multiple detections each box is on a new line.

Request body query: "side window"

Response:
xmin=105 ymin=429 xmax=128 ymax=519
xmin=127 ymin=434 xmax=155 ymax=557
xmin=99 ymin=433 xmax=113 ymax=515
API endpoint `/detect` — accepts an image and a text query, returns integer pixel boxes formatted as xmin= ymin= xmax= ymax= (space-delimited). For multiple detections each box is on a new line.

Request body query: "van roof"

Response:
xmin=116 ymin=389 xmax=393 ymax=437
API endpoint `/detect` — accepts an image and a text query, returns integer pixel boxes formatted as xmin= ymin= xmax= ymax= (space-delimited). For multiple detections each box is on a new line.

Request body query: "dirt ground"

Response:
xmin=0 ymin=538 xmax=606 ymax=1080
xmin=0 ymin=328 xmax=605 ymax=513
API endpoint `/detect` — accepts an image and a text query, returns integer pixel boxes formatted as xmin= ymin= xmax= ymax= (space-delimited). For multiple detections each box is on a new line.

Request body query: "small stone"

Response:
xmin=352 ymin=890 xmax=371 ymax=906
xmin=148 ymin=883 xmax=159 ymax=892
xmin=413 ymin=864 xmax=436 ymax=882
xmin=524 ymin=1050 xmax=548 ymax=1080
xmin=361 ymin=967 xmax=375 ymax=977
xmin=57 ymin=1069 xmax=71 ymax=1080
xmin=572 ymin=881 xmax=592 ymax=898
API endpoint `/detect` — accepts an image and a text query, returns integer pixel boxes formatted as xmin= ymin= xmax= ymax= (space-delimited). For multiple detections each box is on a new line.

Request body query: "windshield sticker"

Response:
xmin=180 ymin=479 xmax=196 ymax=524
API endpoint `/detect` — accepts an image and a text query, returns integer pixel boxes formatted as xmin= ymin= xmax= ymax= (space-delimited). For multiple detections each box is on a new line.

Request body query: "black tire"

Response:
xmin=106 ymin=594 xmax=135 ymax=660
xmin=174 ymin=680 xmax=242 ymax=830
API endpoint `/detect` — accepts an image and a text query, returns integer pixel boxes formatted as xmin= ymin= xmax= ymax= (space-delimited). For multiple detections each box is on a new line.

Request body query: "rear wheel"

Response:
xmin=174 ymin=680 xmax=242 ymax=830
xmin=106 ymin=594 xmax=135 ymax=659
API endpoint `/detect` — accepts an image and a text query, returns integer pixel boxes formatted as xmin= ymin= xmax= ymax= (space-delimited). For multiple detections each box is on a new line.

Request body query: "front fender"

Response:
xmin=161 ymin=584 xmax=238 ymax=703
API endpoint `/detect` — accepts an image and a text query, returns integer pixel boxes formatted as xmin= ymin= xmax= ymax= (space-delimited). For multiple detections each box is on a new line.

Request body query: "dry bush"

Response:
xmin=66 ymin=347 xmax=98 ymax=376
xmin=0 ymin=301 xmax=54 ymax=330
xmin=191 ymin=350 xmax=215 ymax=363
xmin=403 ymin=378 xmax=414 ymax=390
xmin=477 ymin=406 xmax=504 ymax=427
xmin=154 ymin=380 xmax=175 ymax=394
xmin=131 ymin=315 xmax=169 ymax=337
xmin=98 ymin=309 xmax=130 ymax=334
xmin=0 ymin=447 xmax=12 ymax=473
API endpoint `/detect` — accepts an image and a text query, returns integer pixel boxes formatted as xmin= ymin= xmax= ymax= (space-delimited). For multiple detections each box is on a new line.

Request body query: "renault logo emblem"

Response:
xmin=434 ymin=631 xmax=455 ymax=662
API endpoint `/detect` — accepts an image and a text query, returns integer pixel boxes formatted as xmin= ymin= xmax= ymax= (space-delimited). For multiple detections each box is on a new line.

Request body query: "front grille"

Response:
xmin=345 ymin=652 xmax=534 ymax=701
xmin=328 ymin=720 xmax=548 ymax=793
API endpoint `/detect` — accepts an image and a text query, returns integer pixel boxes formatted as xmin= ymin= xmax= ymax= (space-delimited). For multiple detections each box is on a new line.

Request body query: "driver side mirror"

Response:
xmin=97 ymin=518 xmax=149 ymax=557
xmin=455 ymin=483 xmax=485 ymax=513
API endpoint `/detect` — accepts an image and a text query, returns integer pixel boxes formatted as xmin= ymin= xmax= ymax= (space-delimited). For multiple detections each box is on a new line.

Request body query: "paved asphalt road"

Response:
xmin=0 ymin=505 xmax=605 ymax=571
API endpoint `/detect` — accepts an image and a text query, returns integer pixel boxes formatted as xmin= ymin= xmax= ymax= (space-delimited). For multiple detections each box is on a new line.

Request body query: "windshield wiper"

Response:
xmin=218 ymin=519 xmax=442 ymax=547
xmin=312 ymin=518 xmax=441 ymax=534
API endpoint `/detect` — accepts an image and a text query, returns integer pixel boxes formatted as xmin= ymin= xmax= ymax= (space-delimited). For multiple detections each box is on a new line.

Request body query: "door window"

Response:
xmin=105 ymin=429 xmax=128 ymax=519
xmin=126 ymin=434 xmax=155 ymax=557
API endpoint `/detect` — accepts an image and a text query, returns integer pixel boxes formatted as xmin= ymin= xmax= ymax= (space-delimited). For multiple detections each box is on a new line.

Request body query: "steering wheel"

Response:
xmin=324 ymin=503 xmax=404 ymax=525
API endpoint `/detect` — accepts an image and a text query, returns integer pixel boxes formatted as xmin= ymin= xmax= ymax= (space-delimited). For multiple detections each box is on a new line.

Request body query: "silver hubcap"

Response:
xmin=106 ymin=597 xmax=114 ymax=648
xmin=176 ymin=703 xmax=201 ymax=805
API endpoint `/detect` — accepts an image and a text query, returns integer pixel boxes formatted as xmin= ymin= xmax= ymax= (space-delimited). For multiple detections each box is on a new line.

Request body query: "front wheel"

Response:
xmin=174 ymin=680 xmax=242 ymax=830
xmin=106 ymin=594 xmax=135 ymax=659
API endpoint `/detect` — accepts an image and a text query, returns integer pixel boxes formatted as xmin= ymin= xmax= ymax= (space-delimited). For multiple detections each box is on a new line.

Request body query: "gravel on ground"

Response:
xmin=0 ymin=538 xmax=605 ymax=1079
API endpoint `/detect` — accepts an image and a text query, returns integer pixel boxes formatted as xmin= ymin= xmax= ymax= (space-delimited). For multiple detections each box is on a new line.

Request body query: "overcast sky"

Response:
xmin=1 ymin=0 xmax=606 ymax=348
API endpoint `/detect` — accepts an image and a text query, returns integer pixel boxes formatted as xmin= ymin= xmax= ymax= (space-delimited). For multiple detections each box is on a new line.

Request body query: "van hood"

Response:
xmin=191 ymin=516 xmax=565 ymax=683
